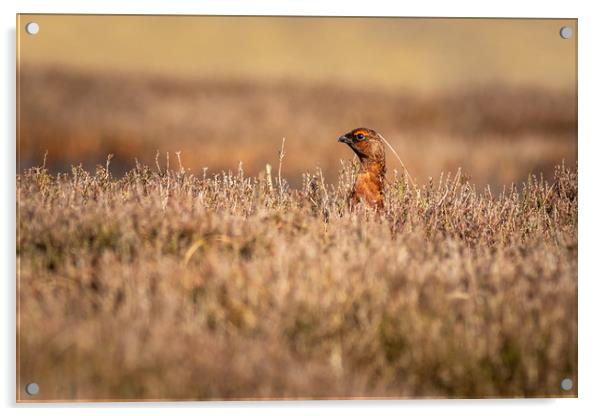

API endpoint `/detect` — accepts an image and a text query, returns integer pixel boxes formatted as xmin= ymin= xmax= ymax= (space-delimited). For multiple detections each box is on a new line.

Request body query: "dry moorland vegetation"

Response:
xmin=17 ymin=157 xmax=577 ymax=400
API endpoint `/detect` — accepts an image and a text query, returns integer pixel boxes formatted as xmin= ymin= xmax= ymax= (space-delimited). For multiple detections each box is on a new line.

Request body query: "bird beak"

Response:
xmin=338 ymin=135 xmax=352 ymax=144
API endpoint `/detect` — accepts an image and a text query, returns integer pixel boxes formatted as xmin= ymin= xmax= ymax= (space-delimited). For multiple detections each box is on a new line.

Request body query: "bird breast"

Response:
xmin=352 ymin=171 xmax=384 ymax=208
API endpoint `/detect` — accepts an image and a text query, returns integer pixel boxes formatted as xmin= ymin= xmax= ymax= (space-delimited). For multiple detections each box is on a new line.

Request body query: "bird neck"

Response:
xmin=358 ymin=158 xmax=386 ymax=181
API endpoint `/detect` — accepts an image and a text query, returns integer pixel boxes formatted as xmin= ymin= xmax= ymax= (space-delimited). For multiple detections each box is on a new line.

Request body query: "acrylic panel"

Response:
xmin=16 ymin=15 xmax=577 ymax=401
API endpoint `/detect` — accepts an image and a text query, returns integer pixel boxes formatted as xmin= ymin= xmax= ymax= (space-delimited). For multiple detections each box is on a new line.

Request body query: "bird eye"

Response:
xmin=356 ymin=133 xmax=365 ymax=140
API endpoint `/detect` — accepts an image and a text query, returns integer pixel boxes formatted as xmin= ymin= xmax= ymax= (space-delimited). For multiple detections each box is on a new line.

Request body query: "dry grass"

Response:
xmin=17 ymin=158 xmax=577 ymax=401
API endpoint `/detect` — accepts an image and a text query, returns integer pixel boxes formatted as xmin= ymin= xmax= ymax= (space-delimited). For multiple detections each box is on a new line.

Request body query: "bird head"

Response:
xmin=338 ymin=127 xmax=386 ymax=165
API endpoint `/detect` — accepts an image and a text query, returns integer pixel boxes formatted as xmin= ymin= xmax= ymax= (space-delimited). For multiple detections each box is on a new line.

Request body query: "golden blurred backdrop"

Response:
xmin=18 ymin=15 xmax=576 ymax=90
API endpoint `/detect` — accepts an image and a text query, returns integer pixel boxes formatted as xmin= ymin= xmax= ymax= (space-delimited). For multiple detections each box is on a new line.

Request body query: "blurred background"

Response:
xmin=17 ymin=15 xmax=577 ymax=189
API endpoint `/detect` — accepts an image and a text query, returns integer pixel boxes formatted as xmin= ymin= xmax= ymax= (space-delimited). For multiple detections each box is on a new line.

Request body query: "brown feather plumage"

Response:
xmin=338 ymin=127 xmax=386 ymax=210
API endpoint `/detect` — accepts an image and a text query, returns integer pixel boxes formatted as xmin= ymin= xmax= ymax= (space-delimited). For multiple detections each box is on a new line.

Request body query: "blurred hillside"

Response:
xmin=17 ymin=16 xmax=577 ymax=189
xmin=18 ymin=67 xmax=576 ymax=189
